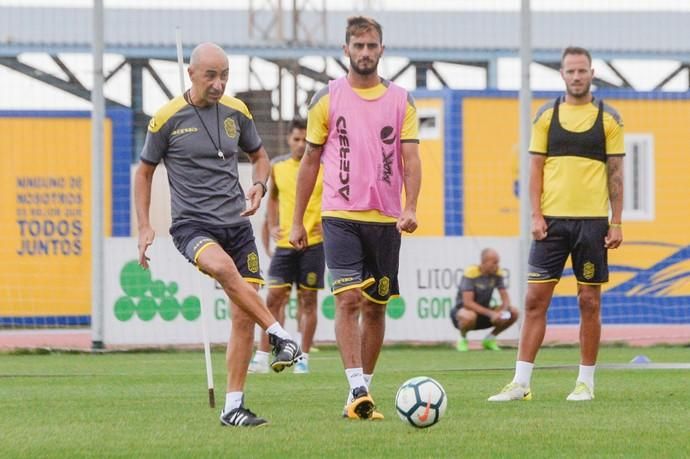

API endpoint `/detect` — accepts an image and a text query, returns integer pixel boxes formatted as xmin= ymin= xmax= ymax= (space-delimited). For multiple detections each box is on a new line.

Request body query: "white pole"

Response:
xmin=194 ymin=272 xmax=216 ymax=409
xmin=518 ymin=0 xmax=532 ymax=325
xmin=91 ymin=0 xmax=105 ymax=350
xmin=176 ymin=29 xmax=215 ymax=408
xmin=175 ymin=27 xmax=185 ymax=95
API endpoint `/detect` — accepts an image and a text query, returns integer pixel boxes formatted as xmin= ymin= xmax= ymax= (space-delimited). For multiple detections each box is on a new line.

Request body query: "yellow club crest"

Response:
xmin=224 ymin=118 xmax=237 ymax=138
xmin=378 ymin=276 xmax=390 ymax=297
xmin=247 ymin=252 xmax=259 ymax=273
xmin=306 ymin=272 xmax=317 ymax=286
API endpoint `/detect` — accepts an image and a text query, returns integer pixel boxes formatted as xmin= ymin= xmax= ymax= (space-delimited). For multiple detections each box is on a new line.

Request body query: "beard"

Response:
xmin=566 ymin=81 xmax=591 ymax=98
xmin=351 ymin=57 xmax=379 ymax=76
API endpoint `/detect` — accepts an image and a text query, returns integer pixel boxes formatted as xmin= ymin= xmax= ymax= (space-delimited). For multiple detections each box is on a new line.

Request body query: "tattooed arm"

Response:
xmin=605 ymin=156 xmax=624 ymax=249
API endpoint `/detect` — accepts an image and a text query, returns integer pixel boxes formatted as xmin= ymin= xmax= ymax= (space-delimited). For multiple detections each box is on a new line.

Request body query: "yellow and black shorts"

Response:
xmin=171 ymin=221 xmax=263 ymax=284
xmin=527 ymin=217 xmax=609 ymax=284
xmin=267 ymin=243 xmax=325 ymax=290
xmin=322 ymin=217 xmax=401 ymax=304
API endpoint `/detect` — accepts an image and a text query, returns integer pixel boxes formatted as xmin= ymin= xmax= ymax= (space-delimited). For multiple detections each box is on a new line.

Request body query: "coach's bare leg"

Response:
xmin=334 ymin=289 xmax=363 ymax=368
xmin=196 ymin=245 xmax=276 ymax=329
xmin=458 ymin=308 xmax=478 ymax=336
xmin=297 ymin=289 xmax=318 ymax=353
xmin=491 ymin=306 xmax=520 ymax=335
xmin=227 ymin=298 xmax=256 ymax=392
xmin=517 ymin=282 xmax=557 ymax=363
xmin=256 ymin=287 xmax=291 ymax=353
xmin=577 ymin=284 xmax=602 ymax=365
xmin=360 ymin=297 xmax=386 ymax=374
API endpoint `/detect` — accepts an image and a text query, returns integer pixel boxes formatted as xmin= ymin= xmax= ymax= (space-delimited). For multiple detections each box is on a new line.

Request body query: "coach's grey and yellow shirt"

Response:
xmin=455 ymin=265 xmax=507 ymax=308
xmin=141 ymin=94 xmax=262 ymax=229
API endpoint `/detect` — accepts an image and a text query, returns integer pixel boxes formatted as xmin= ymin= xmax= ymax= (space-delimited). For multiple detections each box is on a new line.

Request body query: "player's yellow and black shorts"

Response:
xmin=322 ymin=217 xmax=401 ymax=304
xmin=267 ymin=243 xmax=325 ymax=290
xmin=171 ymin=221 xmax=263 ymax=283
xmin=527 ymin=217 xmax=609 ymax=284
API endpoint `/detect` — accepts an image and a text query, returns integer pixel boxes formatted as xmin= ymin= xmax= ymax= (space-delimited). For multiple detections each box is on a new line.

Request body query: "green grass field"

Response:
xmin=2 ymin=345 xmax=689 ymax=458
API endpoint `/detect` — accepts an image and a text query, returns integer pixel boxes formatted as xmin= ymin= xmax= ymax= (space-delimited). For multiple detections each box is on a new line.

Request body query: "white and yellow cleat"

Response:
xmin=342 ymin=386 xmax=383 ymax=420
xmin=487 ymin=382 xmax=532 ymax=402
xmin=346 ymin=387 xmax=375 ymax=419
xmin=342 ymin=407 xmax=384 ymax=420
xmin=566 ymin=381 xmax=594 ymax=401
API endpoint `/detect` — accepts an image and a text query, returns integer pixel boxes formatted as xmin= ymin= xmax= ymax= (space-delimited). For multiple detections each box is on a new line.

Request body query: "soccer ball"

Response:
xmin=395 ymin=376 xmax=447 ymax=428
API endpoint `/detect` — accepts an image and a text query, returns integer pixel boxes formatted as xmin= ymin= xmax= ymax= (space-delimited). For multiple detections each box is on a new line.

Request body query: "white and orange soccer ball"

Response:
xmin=395 ymin=376 xmax=447 ymax=428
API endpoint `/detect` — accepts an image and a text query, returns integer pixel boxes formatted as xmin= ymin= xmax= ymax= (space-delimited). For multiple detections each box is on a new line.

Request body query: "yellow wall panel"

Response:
xmin=463 ymin=98 xmax=520 ymax=236
xmin=0 ymin=117 xmax=112 ymax=317
xmin=409 ymin=97 xmax=445 ymax=236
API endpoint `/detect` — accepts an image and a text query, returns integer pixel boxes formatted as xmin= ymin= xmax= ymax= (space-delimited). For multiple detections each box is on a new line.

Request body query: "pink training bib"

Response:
xmin=321 ymin=77 xmax=408 ymax=218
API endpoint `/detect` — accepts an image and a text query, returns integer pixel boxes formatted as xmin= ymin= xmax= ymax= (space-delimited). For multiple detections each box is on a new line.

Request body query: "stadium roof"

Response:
xmin=2 ymin=7 xmax=690 ymax=61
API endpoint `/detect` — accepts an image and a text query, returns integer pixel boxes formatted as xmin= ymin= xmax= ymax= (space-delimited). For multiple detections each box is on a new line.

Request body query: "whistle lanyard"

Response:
xmin=185 ymin=90 xmax=225 ymax=159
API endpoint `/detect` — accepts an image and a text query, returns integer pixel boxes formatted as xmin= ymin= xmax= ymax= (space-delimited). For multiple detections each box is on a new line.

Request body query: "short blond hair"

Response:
xmin=345 ymin=16 xmax=382 ymax=44
xmin=561 ymin=46 xmax=592 ymax=66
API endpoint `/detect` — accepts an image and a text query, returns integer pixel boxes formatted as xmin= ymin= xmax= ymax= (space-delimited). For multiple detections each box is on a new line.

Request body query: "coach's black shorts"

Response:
xmin=322 ymin=217 xmax=401 ymax=304
xmin=267 ymin=243 xmax=325 ymax=290
xmin=450 ymin=305 xmax=494 ymax=330
xmin=528 ymin=217 xmax=609 ymax=284
xmin=170 ymin=221 xmax=263 ymax=283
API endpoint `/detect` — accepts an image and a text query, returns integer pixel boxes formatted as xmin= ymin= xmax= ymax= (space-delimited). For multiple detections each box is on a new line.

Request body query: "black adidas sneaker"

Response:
xmin=268 ymin=334 xmax=302 ymax=373
xmin=219 ymin=406 xmax=268 ymax=427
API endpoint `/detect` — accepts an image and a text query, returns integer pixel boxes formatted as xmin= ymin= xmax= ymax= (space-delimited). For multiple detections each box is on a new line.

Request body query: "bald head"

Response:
xmin=190 ymin=42 xmax=227 ymax=68
xmin=187 ymin=42 xmax=229 ymax=106
xmin=479 ymin=248 xmax=500 ymax=275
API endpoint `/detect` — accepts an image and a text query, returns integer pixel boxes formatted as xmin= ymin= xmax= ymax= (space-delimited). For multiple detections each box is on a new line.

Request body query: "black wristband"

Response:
xmin=253 ymin=181 xmax=267 ymax=197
